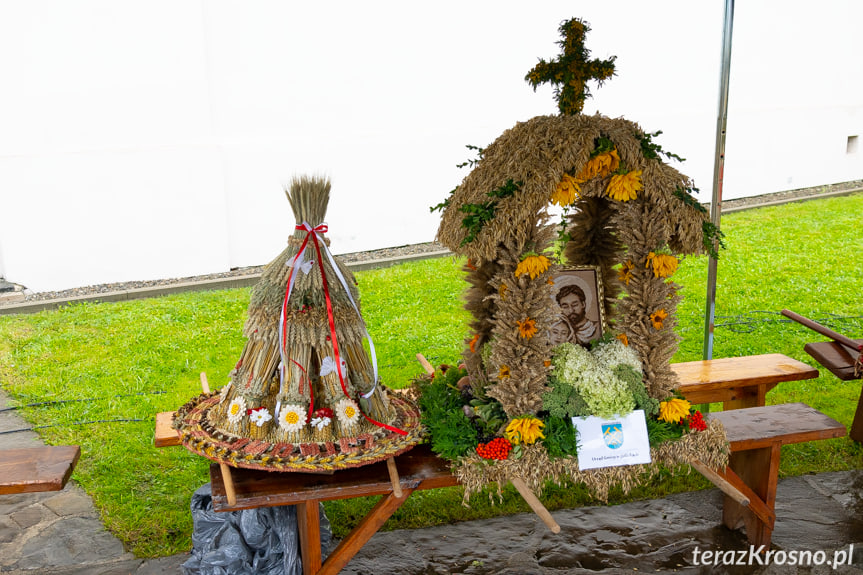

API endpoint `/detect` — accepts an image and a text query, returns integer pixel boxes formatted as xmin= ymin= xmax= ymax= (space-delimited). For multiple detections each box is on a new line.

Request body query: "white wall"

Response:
xmin=1 ymin=0 xmax=861 ymax=292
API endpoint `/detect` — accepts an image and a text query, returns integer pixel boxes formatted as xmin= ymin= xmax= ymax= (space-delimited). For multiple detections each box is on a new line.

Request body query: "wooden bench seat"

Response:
xmin=0 ymin=445 xmax=81 ymax=495
xmin=674 ymin=353 xmax=818 ymax=409
xmin=708 ymin=403 xmax=846 ymax=548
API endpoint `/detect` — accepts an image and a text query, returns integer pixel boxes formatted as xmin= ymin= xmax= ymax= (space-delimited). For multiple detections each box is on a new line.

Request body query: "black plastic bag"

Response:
xmin=182 ymin=483 xmax=332 ymax=575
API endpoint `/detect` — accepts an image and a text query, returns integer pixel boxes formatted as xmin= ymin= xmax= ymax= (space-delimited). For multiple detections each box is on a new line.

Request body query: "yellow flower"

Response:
xmin=550 ymin=174 xmax=581 ymax=206
xmin=515 ymin=254 xmax=551 ymax=280
xmin=618 ymin=260 xmax=634 ymax=285
xmin=616 ymin=333 xmax=629 ymax=346
xmin=516 ymin=317 xmax=538 ymax=340
xmin=499 ymin=283 xmax=508 ymax=300
xmin=505 ymin=417 xmax=545 ymax=445
xmin=658 ymin=398 xmax=691 ymax=424
xmin=606 ymin=170 xmax=643 ymax=202
xmin=650 ymin=308 xmax=668 ymax=330
xmin=646 ymin=252 xmax=679 ymax=278
xmin=576 ymin=149 xmax=620 ymax=180
xmin=499 ymin=365 xmax=511 ymax=379
xmin=468 ymin=333 xmax=479 ymax=353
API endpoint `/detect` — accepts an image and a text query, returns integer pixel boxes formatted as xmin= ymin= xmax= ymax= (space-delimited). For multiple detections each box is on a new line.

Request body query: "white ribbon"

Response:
xmin=278 ymin=222 xmax=380 ymax=399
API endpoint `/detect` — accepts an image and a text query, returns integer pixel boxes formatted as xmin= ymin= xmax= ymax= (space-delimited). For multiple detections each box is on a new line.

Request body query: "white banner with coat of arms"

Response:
xmin=572 ymin=410 xmax=652 ymax=470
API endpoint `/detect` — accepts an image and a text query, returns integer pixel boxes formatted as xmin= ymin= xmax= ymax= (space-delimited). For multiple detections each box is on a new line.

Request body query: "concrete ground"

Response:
xmin=2 ymin=385 xmax=862 ymax=574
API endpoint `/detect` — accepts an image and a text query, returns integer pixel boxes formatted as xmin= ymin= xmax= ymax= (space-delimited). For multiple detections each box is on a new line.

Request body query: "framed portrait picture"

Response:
xmin=548 ymin=266 xmax=606 ymax=347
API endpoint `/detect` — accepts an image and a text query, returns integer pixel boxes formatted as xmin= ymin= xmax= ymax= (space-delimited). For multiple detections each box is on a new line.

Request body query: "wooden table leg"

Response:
xmin=297 ymin=499 xmax=322 ymax=575
xmin=722 ymin=442 xmax=781 ymax=548
xmin=723 ymin=383 xmax=767 ymax=410
xmin=850 ymin=387 xmax=863 ymax=443
xmin=318 ymin=488 xmax=414 ymax=575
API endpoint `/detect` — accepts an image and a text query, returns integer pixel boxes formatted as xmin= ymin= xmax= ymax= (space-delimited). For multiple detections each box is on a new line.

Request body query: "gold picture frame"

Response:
xmin=548 ymin=265 xmax=606 ymax=347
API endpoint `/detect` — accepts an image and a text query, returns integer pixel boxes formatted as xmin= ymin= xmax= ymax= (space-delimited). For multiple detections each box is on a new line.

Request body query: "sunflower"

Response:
xmin=618 ymin=260 xmax=635 ymax=285
xmin=576 ymin=149 xmax=620 ymax=180
xmin=505 ymin=417 xmax=545 ymax=445
xmin=277 ymin=404 xmax=307 ymax=432
xmin=646 ymin=252 xmax=679 ymax=278
xmin=650 ymin=309 xmax=668 ymax=330
xmin=336 ymin=398 xmax=361 ymax=428
xmin=516 ymin=317 xmax=538 ymax=339
xmin=659 ymin=398 xmax=691 ymax=424
xmin=226 ymin=396 xmax=246 ymax=424
xmin=606 ymin=170 xmax=643 ymax=202
xmin=515 ymin=254 xmax=551 ymax=280
xmin=550 ymin=173 xmax=581 ymax=206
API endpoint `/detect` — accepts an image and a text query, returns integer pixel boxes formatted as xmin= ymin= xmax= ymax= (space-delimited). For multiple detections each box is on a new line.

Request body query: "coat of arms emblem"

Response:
xmin=602 ymin=422 xmax=624 ymax=450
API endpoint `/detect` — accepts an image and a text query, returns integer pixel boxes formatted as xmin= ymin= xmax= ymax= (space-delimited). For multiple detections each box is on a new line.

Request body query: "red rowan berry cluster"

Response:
xmin=687 ymin=410 xmax=707 ymax=432
xmin=476 ymin=437 xmax=513 ymax=460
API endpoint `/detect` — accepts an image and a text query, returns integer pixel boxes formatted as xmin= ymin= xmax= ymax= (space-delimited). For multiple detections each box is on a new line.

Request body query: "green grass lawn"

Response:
xmin=1 ymin=192 xmax=861 ymax=557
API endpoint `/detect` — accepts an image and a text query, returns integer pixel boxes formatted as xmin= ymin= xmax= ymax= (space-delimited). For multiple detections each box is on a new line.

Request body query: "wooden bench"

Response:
xmin=0 ymin=445 xmax=81 ymax=495
xmin=674 ymin=353 xmax=818 ymax=409
xmin=804 ymin=339 xmax=863 ymax=442
xmin=708 ymin=403 xmax=845 ymax=548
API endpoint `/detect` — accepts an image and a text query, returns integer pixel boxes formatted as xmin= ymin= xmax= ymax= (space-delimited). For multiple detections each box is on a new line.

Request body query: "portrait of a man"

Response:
xmin=549 ymin=267 xmax=604 ymax=347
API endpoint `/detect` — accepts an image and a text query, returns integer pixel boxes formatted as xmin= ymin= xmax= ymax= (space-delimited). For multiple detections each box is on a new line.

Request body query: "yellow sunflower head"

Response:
xmin=515 ymin=254 xmax=551 ymax=280
xmin=606 ymin=170 xmax=643 ymax=202
xmin=658 ymin=398 xmax=691 ymax=424
xmin=516 ymin=317 xmax=538 ymax=340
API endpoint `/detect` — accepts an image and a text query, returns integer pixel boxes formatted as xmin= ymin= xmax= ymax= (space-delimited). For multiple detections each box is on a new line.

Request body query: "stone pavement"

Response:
xmin=2 ymin=385 xmax=862 ymax=574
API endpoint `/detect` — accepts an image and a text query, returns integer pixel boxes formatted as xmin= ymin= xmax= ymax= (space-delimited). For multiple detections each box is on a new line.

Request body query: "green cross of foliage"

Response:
xmin=525 ymin=18 xmax=616 ymax=116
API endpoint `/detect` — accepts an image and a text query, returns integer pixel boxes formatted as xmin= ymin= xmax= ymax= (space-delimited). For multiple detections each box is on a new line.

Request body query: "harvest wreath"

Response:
xmin=423 ymin=18 xmax=728 ymax=502
xmin=173 ymin=176 xmax=423 ymax=472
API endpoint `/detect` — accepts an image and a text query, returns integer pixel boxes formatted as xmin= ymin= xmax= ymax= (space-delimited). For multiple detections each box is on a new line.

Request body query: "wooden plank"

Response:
xmin=709 ymin=403 xmax=846 ymax=452
xmin=318 ymin=489 xmax=414 ymax=575
xmin=210 ymin=444 xmax=458 ymax=512
xmin=715 ymin=464 xmax=776 ymax=529
xmin=675 ymin=354 xmax=818 ymax=405
xmin=804 ymin=340 xmax=863 ymax=381
xmin=690 ymin=460 xmax=750 ymax=507
xmin=297 ymin=500 xmax=322 ymax=575
xmin=723 ymin=444 xmax=780 ymax=547
xmin=154 ymin=411 xmax=181 ymax=447
xmin=0 ymin=446 xmax=81 ymax=495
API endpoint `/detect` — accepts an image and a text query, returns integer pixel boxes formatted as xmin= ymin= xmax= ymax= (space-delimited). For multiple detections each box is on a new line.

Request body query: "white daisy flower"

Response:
xmin=226 ymin=396 xmax=246 ymax=424
xmin=336 ymin=398 xmax=361 ymax=428
xmin=249 ymin=407 xmax=272 ymax=427
xmin=218 ymin=381 xmax=232 ymax=404
xmin=310 ymin=416 xmax=332 ymax=430
xmin=278 ymin=404 xmax=307 ymax=433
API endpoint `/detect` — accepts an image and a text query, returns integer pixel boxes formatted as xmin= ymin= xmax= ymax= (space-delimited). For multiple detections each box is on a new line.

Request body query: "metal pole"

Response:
xmin=703 ymin=0 xmax=735 ymax=361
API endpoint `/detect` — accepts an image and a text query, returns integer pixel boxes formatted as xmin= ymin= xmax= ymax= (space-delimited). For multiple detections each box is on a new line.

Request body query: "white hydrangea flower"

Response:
xmin=592 ymin=339 xmax=642 ymax=373
xmin=335 ymin=398 xmax=360 ymax=428
xmin=226 ymin=396 xmax=246 ymax=424
xmin=278 ymin=404 xmax=307 ymax=433
xmin=249 ymin=407 xmax=272 ymax=427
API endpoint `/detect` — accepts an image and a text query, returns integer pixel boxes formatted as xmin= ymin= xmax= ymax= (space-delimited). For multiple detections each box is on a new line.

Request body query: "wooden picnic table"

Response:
xmin=155 ymin=352 xmax=839 ymax=573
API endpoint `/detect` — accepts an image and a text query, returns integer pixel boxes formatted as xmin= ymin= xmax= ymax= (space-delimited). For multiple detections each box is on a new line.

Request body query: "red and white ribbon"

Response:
xmin=276 ymin=222 xmax=404 ymax=435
